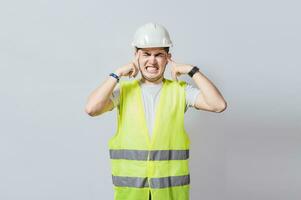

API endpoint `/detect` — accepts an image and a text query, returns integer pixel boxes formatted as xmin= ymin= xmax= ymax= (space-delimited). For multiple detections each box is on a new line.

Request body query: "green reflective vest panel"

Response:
xmin=108 ymin=78 xmax=191 ymax=200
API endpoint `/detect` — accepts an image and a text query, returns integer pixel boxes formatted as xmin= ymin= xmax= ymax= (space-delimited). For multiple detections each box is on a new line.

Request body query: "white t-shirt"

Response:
xmin=110 ymin=79 xmax=201 ymax=137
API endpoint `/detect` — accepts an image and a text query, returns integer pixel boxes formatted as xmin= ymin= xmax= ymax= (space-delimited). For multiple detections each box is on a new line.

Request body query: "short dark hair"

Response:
xmin=135 ymin=47 xmax=169 ymax=53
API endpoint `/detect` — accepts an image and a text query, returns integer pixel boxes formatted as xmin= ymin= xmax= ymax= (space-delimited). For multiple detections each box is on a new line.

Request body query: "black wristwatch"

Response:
xmin=188 ymin=66 xmax=199 ymax=77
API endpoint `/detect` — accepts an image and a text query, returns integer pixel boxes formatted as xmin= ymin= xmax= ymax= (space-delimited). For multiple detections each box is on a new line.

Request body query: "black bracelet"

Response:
xmin=188 ymin=66 xmax=199 ymax=77
xmin=109 ymin=73 xmax=120 ymax=83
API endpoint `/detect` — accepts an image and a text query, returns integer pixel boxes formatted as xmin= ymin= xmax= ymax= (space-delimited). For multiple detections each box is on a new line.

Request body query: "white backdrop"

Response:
xmin=1 ymin=0 xmax=300 ymax=199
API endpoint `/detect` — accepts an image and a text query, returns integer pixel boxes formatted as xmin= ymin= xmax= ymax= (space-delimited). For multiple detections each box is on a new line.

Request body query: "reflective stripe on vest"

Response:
xmin=112 ymin=175 xmax=149 ymax=188
xmin=110 ymin=149 xmax=189 ymax=160
xmin=112 ymin=174 xmax=190 ymax=188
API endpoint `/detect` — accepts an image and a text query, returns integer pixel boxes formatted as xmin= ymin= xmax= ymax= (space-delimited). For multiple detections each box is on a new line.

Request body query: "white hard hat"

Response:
xmin=131 ymin=22 xmax=173 ymax=48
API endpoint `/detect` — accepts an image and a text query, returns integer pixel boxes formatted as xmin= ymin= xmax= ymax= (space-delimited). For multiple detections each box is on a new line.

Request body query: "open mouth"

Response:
xmin=146 ymin=66 xmax=159 ymax=74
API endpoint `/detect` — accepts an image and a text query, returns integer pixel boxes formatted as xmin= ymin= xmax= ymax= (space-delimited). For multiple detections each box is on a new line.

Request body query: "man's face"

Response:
xmin=135 ymin=47 xmax=171 ymax=82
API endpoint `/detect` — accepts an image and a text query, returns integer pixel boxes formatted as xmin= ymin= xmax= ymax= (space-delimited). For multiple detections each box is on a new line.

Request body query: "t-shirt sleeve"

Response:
xmin=110 ymin=85 xmax=120 ymax=109
xmin=185 ymin=83 xmax=201 ymax=112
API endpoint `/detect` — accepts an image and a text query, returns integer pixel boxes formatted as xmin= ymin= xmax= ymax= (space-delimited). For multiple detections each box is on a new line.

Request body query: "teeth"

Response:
xmin=146 ymin=66 xmax=158 ymax=73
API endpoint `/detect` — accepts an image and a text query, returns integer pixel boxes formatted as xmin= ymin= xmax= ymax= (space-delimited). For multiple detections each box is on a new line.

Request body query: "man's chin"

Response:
xmin=141 ymin=73 xmax=163 ymax=82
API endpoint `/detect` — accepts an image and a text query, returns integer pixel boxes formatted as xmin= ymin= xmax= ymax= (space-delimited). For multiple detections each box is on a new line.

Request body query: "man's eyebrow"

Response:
xmin=142 ymin=51 xmax=165 ymax=55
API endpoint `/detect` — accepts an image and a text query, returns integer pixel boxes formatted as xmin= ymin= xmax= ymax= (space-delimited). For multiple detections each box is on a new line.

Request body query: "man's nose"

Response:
xmin=148 ymin=55 xmax=157 ymax=64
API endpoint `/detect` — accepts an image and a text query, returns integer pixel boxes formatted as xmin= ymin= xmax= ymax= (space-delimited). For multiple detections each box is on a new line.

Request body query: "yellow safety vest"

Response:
xmin=108 ymin=78 xmax=191 ymax=200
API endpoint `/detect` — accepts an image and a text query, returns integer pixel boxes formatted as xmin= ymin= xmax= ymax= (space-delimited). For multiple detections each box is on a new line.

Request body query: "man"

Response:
xmin=85 ymin=22 xmax=227 ymax=200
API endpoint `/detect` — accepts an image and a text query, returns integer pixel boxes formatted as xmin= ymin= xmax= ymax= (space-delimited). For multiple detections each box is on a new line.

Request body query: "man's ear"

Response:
xmin=167 ymin=53 xmax=172 ymax=60
xmin=135 ymin=49 xmax=141 ymax=56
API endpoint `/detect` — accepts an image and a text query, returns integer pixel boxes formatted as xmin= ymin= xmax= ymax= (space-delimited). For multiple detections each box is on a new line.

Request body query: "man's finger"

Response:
xmin=133 ymin=69 xmax=138 ymax=78
xmin=168 ymin=57 xmax=175 ymax=63
xmin=133 ymin=65 xmax=139 ymax=77
xmin=131 ymin=65 xmax=137 ymax=78
xmin=134 ymin=51 xmax=141 ymax=68
xmin=128 ymin=70 xmax=132 ymax=78
xmin=171 ymin=69 xmax=178 ymax=81
xmin=132 ymin=52 xmax=140 ymax=77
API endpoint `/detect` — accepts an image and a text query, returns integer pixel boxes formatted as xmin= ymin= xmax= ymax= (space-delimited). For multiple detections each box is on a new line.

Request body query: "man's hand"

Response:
xmin=115 ymin=51 xmax=141 ymax=78
xmin=168 ymin=58 xmax=193 ymax=81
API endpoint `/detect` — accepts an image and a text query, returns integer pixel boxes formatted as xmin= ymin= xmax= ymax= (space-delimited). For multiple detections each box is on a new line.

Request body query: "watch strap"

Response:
xmin=109 ymin=73 xmax=120 ymax=83
xmin=188 ymin=66 xmax=199 ymax=77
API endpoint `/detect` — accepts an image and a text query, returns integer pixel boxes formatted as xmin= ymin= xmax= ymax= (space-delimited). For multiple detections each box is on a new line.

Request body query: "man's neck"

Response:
xmin=140 ymin=76 xmax=164 ymax=85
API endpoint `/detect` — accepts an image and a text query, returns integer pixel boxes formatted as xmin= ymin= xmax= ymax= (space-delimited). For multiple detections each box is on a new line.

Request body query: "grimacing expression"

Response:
xmin=135 ymin=48 xmax=171 ymax=82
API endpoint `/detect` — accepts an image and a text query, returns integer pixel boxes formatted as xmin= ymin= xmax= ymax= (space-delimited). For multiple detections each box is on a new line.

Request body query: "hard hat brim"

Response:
xmin=132 ymin=43 xmax=173 ymax=48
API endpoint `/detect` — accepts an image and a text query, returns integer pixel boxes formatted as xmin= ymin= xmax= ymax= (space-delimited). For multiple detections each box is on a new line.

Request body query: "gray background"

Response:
xmin=1 ymin=0 xmax=300 ymax=199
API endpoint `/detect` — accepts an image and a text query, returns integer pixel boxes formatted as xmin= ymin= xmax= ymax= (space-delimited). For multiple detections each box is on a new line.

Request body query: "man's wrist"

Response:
xmin=187 ymin=65 xmax=193 ymax=73
xmin=188 ymin=66 xmax=200 ymax=78
xmin=109 ymin=72 xmax=120 ymax=83
xmin=114 ymin=70 xmax=122 ymax=77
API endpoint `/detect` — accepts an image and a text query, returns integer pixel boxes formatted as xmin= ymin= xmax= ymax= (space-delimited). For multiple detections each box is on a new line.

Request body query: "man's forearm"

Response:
xmin=85 ymin=72 xmax=119 ymax=115
xmin=191 ymin=70 xmax=227 ymax=110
